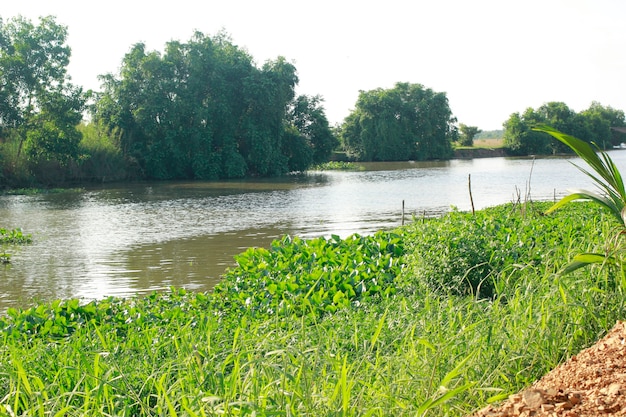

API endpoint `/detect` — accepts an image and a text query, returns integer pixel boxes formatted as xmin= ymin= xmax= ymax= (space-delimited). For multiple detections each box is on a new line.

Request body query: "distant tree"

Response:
xmin=503 ymin=101 xmax=626 ymax=156
xmin=504 ymin=102 xmax=596 ymax=155
xmin=287 ymin=94 xmax=338 ymax=166
xmin=475 ymin=130 xmax=504 ymax=139
xmin=581 ymin=101 xmax=626 ymax=148
xmin=458 ymin=124 xmax=481 ymax=146
xmin=340 ymin=82 xmax=456 ymax=161
xmin=0 ymin=15 xmax=84 ymax=181
xmin=503 ymin=109 xmax=552 ymax=155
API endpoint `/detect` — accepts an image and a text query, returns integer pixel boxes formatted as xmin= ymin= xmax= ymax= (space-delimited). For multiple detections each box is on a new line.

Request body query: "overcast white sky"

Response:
xmin=4 ymin=0 xmax=626 ymax=130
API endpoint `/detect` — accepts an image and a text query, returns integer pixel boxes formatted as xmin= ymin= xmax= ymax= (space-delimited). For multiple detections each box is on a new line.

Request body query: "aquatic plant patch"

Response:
xmin=0 ymin=228 xmax=32 ymax=245
xmin=211 ymin=231 xmax=405 ymax=318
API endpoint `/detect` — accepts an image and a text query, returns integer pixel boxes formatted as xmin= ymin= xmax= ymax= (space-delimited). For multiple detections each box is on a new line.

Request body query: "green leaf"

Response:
xmin=534 ymin=125 xmax=626 ymax=225
xmin=561 ymin=253 xmax=612 ymax=274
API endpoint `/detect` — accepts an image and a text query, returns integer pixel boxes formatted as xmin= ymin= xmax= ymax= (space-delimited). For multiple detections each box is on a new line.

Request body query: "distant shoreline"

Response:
xmin=453 ymin=147 xmax=507 ymax=159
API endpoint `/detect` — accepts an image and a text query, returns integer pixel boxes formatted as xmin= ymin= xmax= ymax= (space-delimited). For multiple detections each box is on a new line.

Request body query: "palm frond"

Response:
xmin=534 ymin=125 xmax=626 ymax=226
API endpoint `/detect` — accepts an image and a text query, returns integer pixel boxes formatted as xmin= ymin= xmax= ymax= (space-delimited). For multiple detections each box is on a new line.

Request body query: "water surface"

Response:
xmin=1 ymin=153 xmax=623 ymax=311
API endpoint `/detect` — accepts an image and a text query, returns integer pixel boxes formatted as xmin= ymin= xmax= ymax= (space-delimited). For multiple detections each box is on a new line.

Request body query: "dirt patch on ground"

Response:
xmin=470 ymin=321 xmax=626 ymax=416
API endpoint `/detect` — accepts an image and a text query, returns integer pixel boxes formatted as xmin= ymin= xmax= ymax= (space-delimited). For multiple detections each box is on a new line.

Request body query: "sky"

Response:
xmin=4 ymin=0 xmax=626 ymax=131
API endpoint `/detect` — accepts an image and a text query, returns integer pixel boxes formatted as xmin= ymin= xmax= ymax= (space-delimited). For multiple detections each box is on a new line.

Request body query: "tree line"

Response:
xmin=503 ymin=101 xmax=626 ymax=155
xmin=1 ymin=15 xmax=625 ymax=188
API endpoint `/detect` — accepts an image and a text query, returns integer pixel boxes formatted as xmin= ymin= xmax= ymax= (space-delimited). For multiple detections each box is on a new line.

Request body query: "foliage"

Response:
xmin=0 ymin=228 xmax=32 ymax=244
xmin=503 ymin=102 xmax=625 ymax=156
xmin=402 ymin=202 xmax=608 ymax=298
xmin=76 ymin=122 xmax=126 ymax=181
xmin=0 ymin=227 xmax=32 ymax=264
xmin=339 ymin=82 xmax=456 ymax=161
xmin=582 ymin=101 xmax=626 ymax=147
xmin=212 ymin=232 xmax=404 ymax=317
xmin=287 ymin=95 xmax=339 ymax=166
xmin=475 ymin=130 xmax=503 ymax=140
xmin=535 ymin=125 xmax=626 ymax=275
xmin=458 ymin=124 xmax=482 ymax=147
xmin=0 ymin=202 xmax=622 ymax=416
xmin=0 ymin=15 xmax=85 ymax=185
xmin=94 ymin=32 xmax=336 ymax=180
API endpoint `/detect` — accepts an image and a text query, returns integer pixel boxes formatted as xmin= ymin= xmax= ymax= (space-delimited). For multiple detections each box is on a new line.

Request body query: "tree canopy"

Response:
xmin=339 ymin=82 xmax=456 ymax=161
xmin=0 ymin=15 xmax=84 ymax=184
xmin=93 ymin=32 xmax=335 ymax=180
xmin=503 ymin=102 xmax=626 ymax=155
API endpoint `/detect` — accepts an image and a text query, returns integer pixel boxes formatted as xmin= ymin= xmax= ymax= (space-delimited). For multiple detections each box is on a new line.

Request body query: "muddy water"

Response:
xmin=0 ymin=154 xmax=621 ymax=311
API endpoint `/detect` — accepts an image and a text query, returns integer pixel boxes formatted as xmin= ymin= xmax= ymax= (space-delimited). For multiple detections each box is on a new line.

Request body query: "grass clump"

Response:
xmin=0 ymin=201 xmax=623 ymax=416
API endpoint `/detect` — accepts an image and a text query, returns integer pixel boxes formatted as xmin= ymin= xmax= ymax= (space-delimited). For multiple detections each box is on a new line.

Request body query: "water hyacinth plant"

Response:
xmin=533 ymin=125 xmax=626 ymax=274
xmin=0 ymin=228 xmax=32 ymax=264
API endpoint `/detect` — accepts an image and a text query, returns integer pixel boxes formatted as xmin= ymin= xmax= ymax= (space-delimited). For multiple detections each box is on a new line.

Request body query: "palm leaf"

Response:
xmin=534 ymin=125 xmax=626 ymax=226
xmin=545 ymin=190 xmax=624 ymax=224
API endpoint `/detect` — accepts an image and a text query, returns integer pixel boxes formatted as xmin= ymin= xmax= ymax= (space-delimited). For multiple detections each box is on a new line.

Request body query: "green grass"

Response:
xmin=0 ymin=201 xmax=623 ymax=416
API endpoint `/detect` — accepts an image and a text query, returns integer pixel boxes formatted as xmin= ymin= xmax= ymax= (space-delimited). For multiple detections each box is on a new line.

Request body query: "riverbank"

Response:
xmin=0 ymin=201 xmax=622 ymax=416
xmin=453 ymin=147 xmax=507 ymax=159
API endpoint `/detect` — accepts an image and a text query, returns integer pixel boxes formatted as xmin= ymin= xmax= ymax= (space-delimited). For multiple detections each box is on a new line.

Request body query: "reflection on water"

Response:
xmin=1 ymin=152 xmax=625 ymax=312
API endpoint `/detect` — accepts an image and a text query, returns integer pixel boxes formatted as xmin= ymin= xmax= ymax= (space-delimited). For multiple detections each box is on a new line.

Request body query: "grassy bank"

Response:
xmin=0 ymin=201 xmax=623 ymax=416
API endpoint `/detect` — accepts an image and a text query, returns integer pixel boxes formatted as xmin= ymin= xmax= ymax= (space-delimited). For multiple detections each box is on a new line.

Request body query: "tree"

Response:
xmin=0 ymin=15 xmax=84 ymax=181
xmin=94 ymin=31 xmax=330 ymax=180
xmin=340 ymin=82 xmax=456 ymax=161
xmin=287 ymin=94 xmax=338 ymax=166
xmin=503 ymin=101 xmax=626 ymax=156
xmin=581 ymin=101 xmax=626 ymax=148
xmin=458 ymin=124 xmax=481 ymax=146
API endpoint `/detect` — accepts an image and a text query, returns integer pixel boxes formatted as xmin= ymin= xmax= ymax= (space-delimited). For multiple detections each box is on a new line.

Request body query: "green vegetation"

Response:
xmin=311 ymin=161 xmax=359 ymax=171
xmin=457 ymin=124 xmax=482 ymax=147
xmin=3 ymin=14 xmax=626 ymax=188
xmin=0 ymin=228 xmax=31 ymax=245
xmin=339 ymin=82 xmax=457 ymax=162
xmin=0 ymin=16 xmax=338 ymax=188
xmin=503 ymin=101 xmax=626 ymax=156
xmin=0 ymin=228 xmax=32 ymax=263
xmin=475 ymin=130 xmax=503 ymax=140
xmin=0 ymin=201 xmax=623 ymax=416
xmin=535 ymin=126 xmax=626 ymax=279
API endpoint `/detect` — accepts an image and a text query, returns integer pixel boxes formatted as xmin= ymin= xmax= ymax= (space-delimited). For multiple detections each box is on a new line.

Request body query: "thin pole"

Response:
xmin=468 ymin=174 xmax=475 ymax=215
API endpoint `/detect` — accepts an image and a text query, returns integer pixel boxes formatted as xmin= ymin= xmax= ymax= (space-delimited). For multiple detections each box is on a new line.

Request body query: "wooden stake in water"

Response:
xmin=468 ymin=174 xmax=475 ymax=215
xmin=402 ymin=200 xmax=405 ymax=226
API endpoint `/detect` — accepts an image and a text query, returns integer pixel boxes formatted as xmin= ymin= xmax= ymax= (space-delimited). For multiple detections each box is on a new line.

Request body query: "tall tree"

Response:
xmin=340 ymin=82 xmax=456 ymax=161
xmin=94 ymin=32 xmax=322 ymax=179
xmin=0 ymin=15 xmax=84 ymax=177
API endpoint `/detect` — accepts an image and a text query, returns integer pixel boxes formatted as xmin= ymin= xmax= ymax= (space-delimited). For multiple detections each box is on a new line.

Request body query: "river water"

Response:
xmin=1 ymin=152 xmax=625 ymax=311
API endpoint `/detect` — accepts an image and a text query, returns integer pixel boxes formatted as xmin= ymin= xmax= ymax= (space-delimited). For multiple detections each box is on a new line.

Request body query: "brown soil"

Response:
xmin=470 ymin=321 xmax=626 ymax=416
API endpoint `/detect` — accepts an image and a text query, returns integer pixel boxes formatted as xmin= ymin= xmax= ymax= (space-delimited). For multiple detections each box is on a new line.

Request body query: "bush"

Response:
xmin=403 ymin=202 xmax=608 ymax=298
